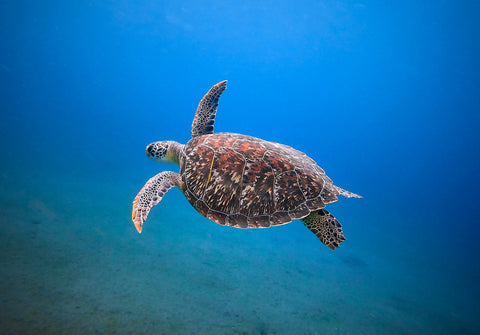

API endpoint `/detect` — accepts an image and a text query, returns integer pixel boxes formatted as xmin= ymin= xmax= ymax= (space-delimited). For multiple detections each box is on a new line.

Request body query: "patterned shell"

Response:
xmin=180 ymin=133 xmax=339 ymax=228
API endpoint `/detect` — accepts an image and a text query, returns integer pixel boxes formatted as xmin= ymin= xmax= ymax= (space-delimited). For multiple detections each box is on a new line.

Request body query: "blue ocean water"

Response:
xmin=1 ymin=1 xmax=479 ymax=334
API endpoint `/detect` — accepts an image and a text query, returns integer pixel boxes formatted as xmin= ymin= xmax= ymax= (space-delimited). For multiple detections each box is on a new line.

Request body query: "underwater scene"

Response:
xmin=1 ymin=1 xmax=479 ymax=334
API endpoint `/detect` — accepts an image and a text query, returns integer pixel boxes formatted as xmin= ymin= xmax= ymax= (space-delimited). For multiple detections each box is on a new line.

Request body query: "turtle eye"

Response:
xmin=147 ymin=145 xmax=155 ymax=156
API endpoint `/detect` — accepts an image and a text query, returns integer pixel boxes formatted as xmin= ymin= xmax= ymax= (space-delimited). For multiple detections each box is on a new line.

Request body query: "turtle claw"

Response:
xmin=132 ymin=204 xmax=144 ymax=233
xmin=134 ymin=221 xmax=143 ymax=233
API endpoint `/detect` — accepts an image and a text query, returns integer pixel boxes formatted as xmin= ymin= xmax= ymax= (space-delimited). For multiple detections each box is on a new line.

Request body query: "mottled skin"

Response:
xmin=191 ymin=80 xmax=226 ymax=137
xmin=133 ymin=81 xmax=361 ymax=250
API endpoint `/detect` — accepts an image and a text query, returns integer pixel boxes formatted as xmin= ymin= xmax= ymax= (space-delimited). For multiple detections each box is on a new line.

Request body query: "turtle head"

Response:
xmin=146 ymin=141 xmax=181 ymax=165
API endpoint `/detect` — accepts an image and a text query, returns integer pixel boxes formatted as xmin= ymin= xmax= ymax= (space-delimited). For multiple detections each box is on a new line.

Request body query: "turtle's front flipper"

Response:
xmin=191 ymin=80 xmax=227 ymax=137
xmin=132 ymin=171 xmax=181 ymax=233
xmin=301 ymin=209 xmax=346 ymax=250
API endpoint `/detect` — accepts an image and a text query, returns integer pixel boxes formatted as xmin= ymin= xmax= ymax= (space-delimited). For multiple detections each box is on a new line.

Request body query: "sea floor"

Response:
xmin=0 ymin=169 xmax=478 ymax=335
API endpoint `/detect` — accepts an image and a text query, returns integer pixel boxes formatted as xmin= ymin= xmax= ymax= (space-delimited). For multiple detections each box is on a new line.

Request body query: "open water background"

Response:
xmin=1 ymin=1 xmax=479 ymax=334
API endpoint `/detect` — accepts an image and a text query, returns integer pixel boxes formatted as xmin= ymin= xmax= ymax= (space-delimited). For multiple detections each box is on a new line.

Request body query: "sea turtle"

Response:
xmin=132 ymin=81 xmax=361 ymax=249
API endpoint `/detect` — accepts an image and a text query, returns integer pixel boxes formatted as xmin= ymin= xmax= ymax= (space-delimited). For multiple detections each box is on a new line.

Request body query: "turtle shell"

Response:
xmin=180 ymin=133 xmax=339 ymax=228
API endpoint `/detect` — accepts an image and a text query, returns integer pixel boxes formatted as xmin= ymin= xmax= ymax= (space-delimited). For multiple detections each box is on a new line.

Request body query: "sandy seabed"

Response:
xmin=0 ymin=171 xmax=477 ymax=335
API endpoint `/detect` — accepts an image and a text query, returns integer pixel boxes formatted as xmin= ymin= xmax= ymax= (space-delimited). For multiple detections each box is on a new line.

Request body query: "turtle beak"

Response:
xmin=146 ymin=144 xmax=154 ymax=158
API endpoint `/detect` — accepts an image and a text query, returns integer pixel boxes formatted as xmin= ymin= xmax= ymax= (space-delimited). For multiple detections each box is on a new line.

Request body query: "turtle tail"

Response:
xmin=334 ymin=185 xmax=362 ymax=198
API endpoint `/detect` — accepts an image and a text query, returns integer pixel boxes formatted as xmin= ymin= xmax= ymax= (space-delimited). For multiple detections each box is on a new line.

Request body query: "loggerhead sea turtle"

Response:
xmin=132 ymin=81 xmax=361 ymax=249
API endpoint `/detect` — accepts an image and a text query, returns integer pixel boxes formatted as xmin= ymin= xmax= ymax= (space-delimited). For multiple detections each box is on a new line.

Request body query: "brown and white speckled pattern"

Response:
xmin=301 ymin=209 xmax=346 ymax=250
xmin=132 ymin=171 xmax=181 ymax=233
xmin=191 ymin=80 xmax=227 ymax=137
xmin=180 ymin=132 xmax=341 ymax=229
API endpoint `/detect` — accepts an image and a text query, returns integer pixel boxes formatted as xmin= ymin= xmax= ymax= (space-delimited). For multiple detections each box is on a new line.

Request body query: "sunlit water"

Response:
xmin=1 ymin=1 xmax=478 ymax=334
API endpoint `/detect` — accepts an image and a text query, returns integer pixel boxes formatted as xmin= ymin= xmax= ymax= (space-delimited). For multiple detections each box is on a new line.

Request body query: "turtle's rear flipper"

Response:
xmin=301 ymin=209 xmax=346 ymax=250
xmin=132 ymin=171 xmax=181 ymax=233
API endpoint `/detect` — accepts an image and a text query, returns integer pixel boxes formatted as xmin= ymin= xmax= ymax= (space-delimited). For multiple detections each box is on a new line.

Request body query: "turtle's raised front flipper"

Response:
xmin=191 ymin=80 xmax=227 ymax=137
xmin=301 ymin=209 xmax=346 ymax=250
xmin=132 ymin=171 xmax=181 ymax=233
